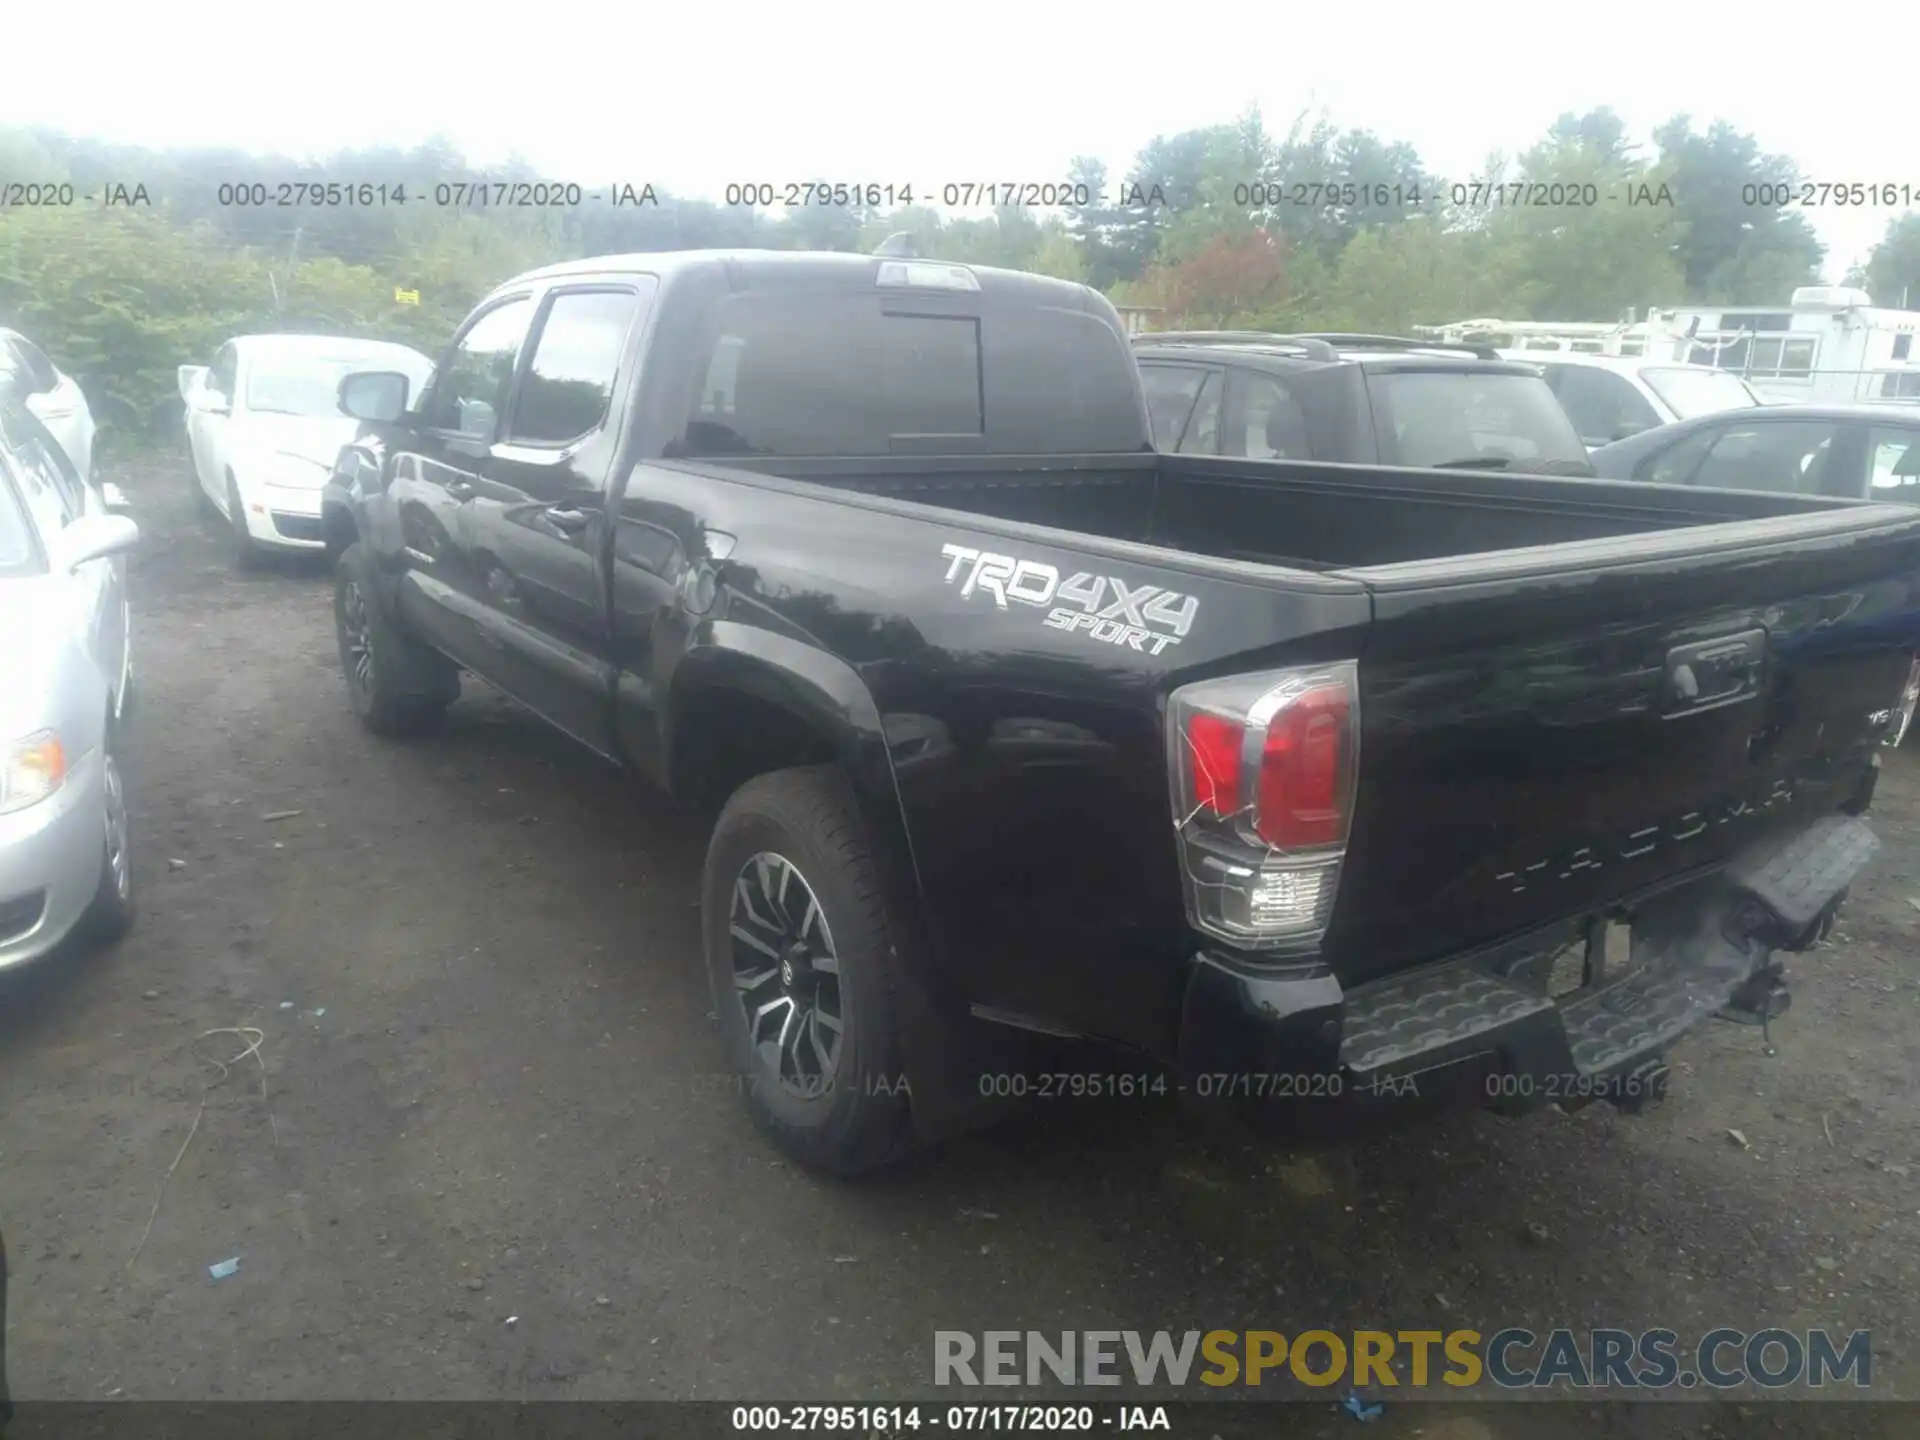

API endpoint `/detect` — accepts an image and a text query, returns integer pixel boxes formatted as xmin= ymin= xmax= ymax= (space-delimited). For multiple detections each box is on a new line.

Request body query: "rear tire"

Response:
xmin=333 ymin=541 xmax=458 ymax=738
xmin=701 ymin=765 xmax=918 ymax=1175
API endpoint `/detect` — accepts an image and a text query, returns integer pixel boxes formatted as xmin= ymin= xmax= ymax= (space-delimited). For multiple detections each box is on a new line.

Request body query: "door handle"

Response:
xmin=445 ymin=479 xmax=476 ymax=500
xmin=545 ymin=505 xmax=591 ymax=533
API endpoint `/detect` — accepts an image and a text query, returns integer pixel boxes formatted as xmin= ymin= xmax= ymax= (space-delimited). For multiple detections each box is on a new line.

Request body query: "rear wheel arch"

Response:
xmin=665 ymin=636 xmax=903 ymax=831
xmin=672 ymin=639 xmax=979 ymax=1157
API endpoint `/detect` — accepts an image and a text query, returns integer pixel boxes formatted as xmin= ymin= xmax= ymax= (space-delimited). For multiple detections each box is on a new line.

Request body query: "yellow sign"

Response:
xmin=394 ymin=288 xmax=421 ymax=305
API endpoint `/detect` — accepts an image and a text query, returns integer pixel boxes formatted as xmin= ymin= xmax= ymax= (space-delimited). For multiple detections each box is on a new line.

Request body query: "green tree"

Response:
xmin=1026 ymin=225 xmax=1087 ymax=283
xmin=1065 ymin=154 xmax=1150 ymax=289
xmin=1487 ymin=112 xmax=1687 ymax=320
xmin=1849 ymin=214 xmax=1920 ymax=308
xmin=1300 ymin=217 xmax=1511 ymax=333
xmin=1652 ymin=117 xmax=1823 ymax=302
xmin=1259 ymin=113 xmax=1431 ymax=262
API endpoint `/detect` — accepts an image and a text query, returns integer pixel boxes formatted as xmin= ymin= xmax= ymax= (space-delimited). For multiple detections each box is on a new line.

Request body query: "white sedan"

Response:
xmin=179 ymin=335 xmax=434 ymax=568
xmin=1 ymin=327 xmax=98 ymax=485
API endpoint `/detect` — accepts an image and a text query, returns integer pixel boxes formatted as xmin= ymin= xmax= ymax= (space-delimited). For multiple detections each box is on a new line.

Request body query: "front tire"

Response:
xmin=77 ymin=721 xmax=135 ymax=945
xmin=333 ymin=541 xmax=458 ymax=737
xmin=701 ymin=765 xmax=918 ymax=1175
xmin=226 ymin=475 xmax=261 ymax=570
xmin=189 ymin=458 xmax=215 ymax=517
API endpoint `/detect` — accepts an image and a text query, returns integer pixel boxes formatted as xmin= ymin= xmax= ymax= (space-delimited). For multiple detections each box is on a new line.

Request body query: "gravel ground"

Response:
xmin=4 ymin=452 xmax=1920 ymax=1438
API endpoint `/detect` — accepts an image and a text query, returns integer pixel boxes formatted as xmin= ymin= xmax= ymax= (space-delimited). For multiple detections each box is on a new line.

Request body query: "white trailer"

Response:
xmin=1418 ymin=287 xmax=1920 ymax=406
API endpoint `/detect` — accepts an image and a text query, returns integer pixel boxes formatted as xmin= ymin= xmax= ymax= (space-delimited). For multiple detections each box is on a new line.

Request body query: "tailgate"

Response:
xmin=1324 ymin=503 xmax=1920 ymax=985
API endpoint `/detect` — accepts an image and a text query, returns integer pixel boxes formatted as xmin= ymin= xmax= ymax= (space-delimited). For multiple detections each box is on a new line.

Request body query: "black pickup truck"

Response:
xmin=320 ymin=249 xmax=1920 ymax=1174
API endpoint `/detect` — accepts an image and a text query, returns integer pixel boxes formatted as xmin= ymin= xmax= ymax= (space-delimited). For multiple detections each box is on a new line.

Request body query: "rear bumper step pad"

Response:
xmin=1337 ymin=815 xmax=1878 ymax=1086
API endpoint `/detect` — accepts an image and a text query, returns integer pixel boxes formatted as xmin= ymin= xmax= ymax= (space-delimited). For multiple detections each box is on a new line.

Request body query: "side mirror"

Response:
xmin=178 ymin=365 xmax=208 ymax=402
xmin=338 ymin=370 xmax=411 ymax=423
xmin=55 ymin=514 xmax=139 ymax=571
xmin=99 ymin=482 xmax=133 ymax=515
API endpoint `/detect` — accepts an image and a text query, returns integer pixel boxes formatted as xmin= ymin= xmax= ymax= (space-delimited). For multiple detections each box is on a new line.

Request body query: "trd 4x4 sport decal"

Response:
xmin=939 ymin=544 xmax=1198 ymax=655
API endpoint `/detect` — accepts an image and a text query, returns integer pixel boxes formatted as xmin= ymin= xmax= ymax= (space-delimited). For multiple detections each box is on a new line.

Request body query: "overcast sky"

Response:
xmin=7 ymin=2 xmax=1913 ymax=286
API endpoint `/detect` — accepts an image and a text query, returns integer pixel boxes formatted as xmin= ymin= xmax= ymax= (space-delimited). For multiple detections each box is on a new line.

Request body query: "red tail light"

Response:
xmin=1185 ymin=712 xmax=1244 ymax=818
xmin=1256 ymin=684 xmax=1350 ymax=848
xmin=1168 ymin=662 xmax=1361 ymax=950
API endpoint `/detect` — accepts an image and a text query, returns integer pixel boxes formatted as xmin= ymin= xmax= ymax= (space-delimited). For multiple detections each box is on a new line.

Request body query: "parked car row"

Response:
xmin=1135 ymin=327 xmax=1920 ymax=509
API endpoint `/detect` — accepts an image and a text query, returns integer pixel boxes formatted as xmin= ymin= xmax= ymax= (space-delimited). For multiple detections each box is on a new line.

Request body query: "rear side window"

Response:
xmin=1139 ymin=364 xmax=1209 ymax=448
xmin=0 ymin=457 xmax=41 ymax=574
xmin=1635 ymin=428 xmax=1716 ymax=486
xmin=1543 ymin=365 xmax=1661 ymax=445
xmin=207 ymin=345 xmax=238 ymax=403
xmin=1689 ymin=420 xmax=1845 ymax=495
xmin=1222 ymin=372 xmax=1311 ymax=460
xmin=5 ymin=337 xmax=57 ymax=394
xmin=0 ymin=398 xmax=82 ymax=518
xmin=1868 ymin=426 xmax=1920 ymax=494
xmin=1369 ymin=371 xmax=1591 ymax=472
xmin=676 ymin=291 xmax=1142 ymax=457
xmin=509 ymin=284 xmax=654 ymax=446
xmin=1181 ymin=372 xmax=1224 ymax=455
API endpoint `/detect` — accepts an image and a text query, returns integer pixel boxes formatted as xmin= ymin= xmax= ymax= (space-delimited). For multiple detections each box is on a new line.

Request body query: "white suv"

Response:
xmin=1501 ymin=351 xmax=1766 ymax=450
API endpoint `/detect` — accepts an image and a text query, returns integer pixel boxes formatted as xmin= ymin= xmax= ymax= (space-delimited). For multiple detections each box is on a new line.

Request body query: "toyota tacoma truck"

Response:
xmin=319 ymin=249 xmax=1920 ymax=1174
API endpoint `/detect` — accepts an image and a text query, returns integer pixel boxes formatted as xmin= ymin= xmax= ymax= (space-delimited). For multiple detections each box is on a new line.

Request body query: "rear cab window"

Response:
xmin=673 ymin=283 xmax=1144 ymax=458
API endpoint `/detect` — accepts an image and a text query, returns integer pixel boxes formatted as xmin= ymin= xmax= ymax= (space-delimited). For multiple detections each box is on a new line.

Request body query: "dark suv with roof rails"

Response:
xmin=1133 ymin=331 xmax=1596 ymax=477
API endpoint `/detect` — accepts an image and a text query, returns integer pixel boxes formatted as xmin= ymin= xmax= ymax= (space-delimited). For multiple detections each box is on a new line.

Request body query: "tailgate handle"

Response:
xmin=1662 ymin=629 xmax=1768 ymax=717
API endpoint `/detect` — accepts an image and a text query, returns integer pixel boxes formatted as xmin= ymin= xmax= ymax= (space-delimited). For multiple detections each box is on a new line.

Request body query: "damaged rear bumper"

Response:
xmin=1175 ymin=814 xmax=1879 ymax=1123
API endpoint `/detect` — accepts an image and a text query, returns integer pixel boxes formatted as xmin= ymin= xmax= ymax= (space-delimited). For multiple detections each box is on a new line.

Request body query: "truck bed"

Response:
xmin=714 ymin=450 xmax=1854 ymax=573
xmin=669 ymin=446 xmax=1920 ymax=1037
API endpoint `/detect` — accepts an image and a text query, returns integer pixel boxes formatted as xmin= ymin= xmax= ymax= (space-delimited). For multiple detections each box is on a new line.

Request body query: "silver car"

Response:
xmin=0 ymin=393 xmax=140 ymax=970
